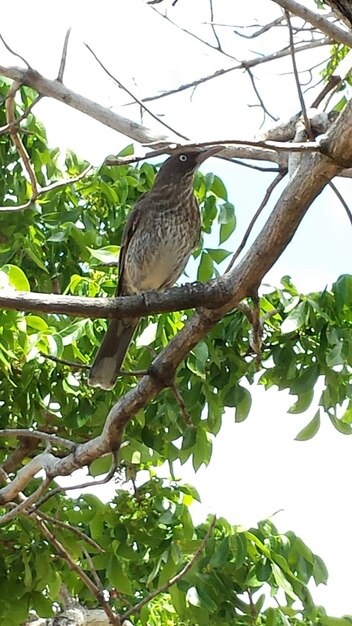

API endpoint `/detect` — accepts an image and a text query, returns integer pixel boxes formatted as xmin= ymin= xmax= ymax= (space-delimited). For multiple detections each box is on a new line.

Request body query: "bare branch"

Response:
xmin=33 ymin=453 xmax=118 ymax=510
xmin=246 ymin=67 xmax=279 ymax=123
xmin=0 ymin=33 xmax=30 ymax=67
xmin=209 ymin=0 xmax=222 ymax=51
xmin=285 ymin=10 xmax=314 ymax=140
xmin=139 ymin=39 xmax=330 ymax=104
xmin=57 ymin=27 xmax=72 ymax=82
xmin=328 ymin=180 xmax=352 ymax=225
xmin=121 ymin=515 xmax=217 ymax=620
xmin=230 ymin=17 xmax=285 ymax=38
xmin=0 ymin=64 xmax=172 ymax=145
xmin=225 ymin=171 xmax=286 ymax=273
xmin=148 ymin=3 xmax=237 ymax=61
xmin=0 ymin=429 xmax=76 ymax=450
xmin=84 ymin=42 xmax=189 ymax=141
xmin=271 ymin=0 xmax=352 ymax=47
xmin=41 ymin=352 xmax=90 ymax=370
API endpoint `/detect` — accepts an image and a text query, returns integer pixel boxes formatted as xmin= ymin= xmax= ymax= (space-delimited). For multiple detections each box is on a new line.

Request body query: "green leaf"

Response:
xmin=281 ymin=301 xmax=307 ymax=333
xmin=87 ymin=245 xmax=120 ymax=263
xmin=328 ymin=413 xmax=352 ymax=435
xmin=295 ymin=410 xmax=321 ymax=441
xmin=210 ymin=175 xmax=228 ymax=200
xmin=313 ymin=553 xmax=328 ymax=585
xmin=271 ymin=562 xmax=296 ymax=601
xmin=106 ymin=556 xmax=132 ymax=595
xmin=26 ymin=315 xmax=48 ymax=331
xmin=197 ymin=251 xmax=214 ymax=282
xmin=89 ymin=455 xmax=113 ymax=476
xmin=209 ymin=537 xmax=230 ymax=568
xmin=206 ymin=248 xmax=231 ymax=264
xmin=0 ymin=265 xmax=30 ymax=291
xmin=117 ymin=143 xmax=134 ymax=157
xmin=333 ymin=274 xmax=352 ymax=312
xmin=288 ymin=389 xmax=314 ymax=414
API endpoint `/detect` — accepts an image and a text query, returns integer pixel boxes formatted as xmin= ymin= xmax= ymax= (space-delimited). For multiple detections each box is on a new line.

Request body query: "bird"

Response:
xmin=88 ymin=146 xmax=220 ymax=390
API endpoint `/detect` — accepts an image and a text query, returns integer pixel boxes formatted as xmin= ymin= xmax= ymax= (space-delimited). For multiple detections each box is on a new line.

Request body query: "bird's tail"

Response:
xmin=88 ymin=318 xmax=138 ymax=390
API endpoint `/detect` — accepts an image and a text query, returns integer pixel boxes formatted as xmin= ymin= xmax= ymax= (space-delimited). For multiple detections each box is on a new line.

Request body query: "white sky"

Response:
xmin=1 ymin=0 xmax=352 ymax=617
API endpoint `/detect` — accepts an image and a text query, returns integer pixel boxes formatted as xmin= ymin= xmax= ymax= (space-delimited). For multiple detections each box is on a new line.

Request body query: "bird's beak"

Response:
xmin=196 ymin=145 xmax=223 ymax=163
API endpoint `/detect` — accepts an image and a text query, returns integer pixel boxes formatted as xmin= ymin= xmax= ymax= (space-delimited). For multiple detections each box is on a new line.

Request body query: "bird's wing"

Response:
xmin=117 ymin=201 xmax=143 ymax=296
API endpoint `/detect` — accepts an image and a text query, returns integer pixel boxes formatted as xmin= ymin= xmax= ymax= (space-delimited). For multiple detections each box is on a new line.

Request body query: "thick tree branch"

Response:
xmin=0 ymin=281 xmax=245 ymax=319
xmin=0 ymin=65 xmax=172 ymax=146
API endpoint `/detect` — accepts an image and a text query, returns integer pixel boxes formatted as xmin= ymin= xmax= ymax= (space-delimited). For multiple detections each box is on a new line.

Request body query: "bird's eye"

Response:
xmin=179 ymin=154 xmax=188 ymax=162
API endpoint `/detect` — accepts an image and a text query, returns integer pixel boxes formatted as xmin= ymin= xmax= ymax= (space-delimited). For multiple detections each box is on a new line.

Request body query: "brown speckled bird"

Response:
xmin=88 ymin=146 xmax=220 ymax=390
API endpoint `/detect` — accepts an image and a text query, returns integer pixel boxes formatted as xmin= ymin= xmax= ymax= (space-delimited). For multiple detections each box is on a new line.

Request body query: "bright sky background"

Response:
xmin=1 ymin=0 xmax=352 ymax=617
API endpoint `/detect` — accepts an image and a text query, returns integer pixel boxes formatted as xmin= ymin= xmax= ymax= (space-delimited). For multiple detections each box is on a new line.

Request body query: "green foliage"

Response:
xmin=0 ymin=476 xmax=334 ymax=625
xmin=321 ymin=44 xmax=352 ymax=113
xmin=0 ymin=81 xmax=350 ymax=623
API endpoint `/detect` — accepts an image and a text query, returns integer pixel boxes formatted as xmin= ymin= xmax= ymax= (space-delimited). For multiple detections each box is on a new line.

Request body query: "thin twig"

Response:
xmin=0 ymin=428 xmax=75 ymax=450
xmin=0 ymin=164 xmax=93 ymax=212
xmin=231 ymin=17 xmax=285 ymax=38
xmin=225 ymin=172 xmax=286 ymax=274
xmin=148 ymin=3 xmax=237 ymax=61
xmin=328 ymin=180 xmax=352 ymax=225
xmin=0 ymin=477 xmax=51 ymax=525
xmin=0 ymin=33 xmax=30 ymax=67
xmin=0 ymin=93 xmax=42 ymax=135
xmin=249 ymin=292 xmax=262 ymax=369
xmin=209 ymin=0 xmax=222 ymax=51
xmin=285 ymin=10 xmax=314 ymax=140
xmin=310 ymin=75 xmax=341 ymax=108
xmin=105 ymin=137 xmax=319 ymax=168
xmin=5 ymin=81 xmax=38 ymax=194
xmin=121 ymin=515 xmax=217 ymax=621
xmin=40 ymin=352 xmax=90 ymax=370
xmin=40 ymin=351 xmax=148 ymax=377
xmin=84 ymin=42 xmax=189 ymax=141
xmin=137 ymin=39 xmax=330 ymax=104
xmin=57 ymin=27 xmax=72 ymax=82
xmin=33 ymin=453 xmax=118 ymax=510
xmin=37 ymin=511 xmax=105 ymax=553
xmin=83 ymin=547 xmax=105 ymax=589
xmin=246 ymin=67 xmax=278 ymax=123
xmin=170 ymin=382 xmax=192 ymax=426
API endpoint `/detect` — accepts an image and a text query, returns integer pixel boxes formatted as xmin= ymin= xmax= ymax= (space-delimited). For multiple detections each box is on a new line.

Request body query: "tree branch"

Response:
xmin=271 ymin=0 xmax=352 ymax=47
xmin=84 ymin=42 xmax=189 ymax=141
xmin=57 ymin=28 xmax=71 ymax=82
xmin=0 ymin=65 xmax=172 ymax=146
xmin=139 ymin=39 xmax=330 ymax=104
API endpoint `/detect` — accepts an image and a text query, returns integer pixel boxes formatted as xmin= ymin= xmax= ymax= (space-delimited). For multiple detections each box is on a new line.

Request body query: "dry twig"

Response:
xmin=84 ymin=42 xmax=189 ymax=141
xmin=57 ymin=27 xmax=71 ymax=82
